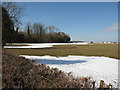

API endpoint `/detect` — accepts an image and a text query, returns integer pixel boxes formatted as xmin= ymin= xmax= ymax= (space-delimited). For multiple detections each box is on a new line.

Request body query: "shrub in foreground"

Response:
xmin=2 ymin=51 xmax=112 ymax=89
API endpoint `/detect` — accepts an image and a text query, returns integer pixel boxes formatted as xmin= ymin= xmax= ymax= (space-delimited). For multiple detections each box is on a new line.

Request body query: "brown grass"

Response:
xmin=5 ymin=43 xmax=29 ymax=46
xmin=4 ymin=43 xmax=118 ymax=59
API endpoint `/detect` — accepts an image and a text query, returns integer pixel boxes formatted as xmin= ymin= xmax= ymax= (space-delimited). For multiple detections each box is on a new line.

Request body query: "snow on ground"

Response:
xmin=20 ymin=55 xmax=118 ymax=88
xmin=4 ymin=42 xmax=89 ymax=49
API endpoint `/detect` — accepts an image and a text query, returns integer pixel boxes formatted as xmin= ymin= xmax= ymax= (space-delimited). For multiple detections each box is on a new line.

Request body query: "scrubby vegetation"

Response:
xmin=2 ymin=51 xmax=92 ymax=88
xmin=2 ymin=51 xmax=113 ymax=89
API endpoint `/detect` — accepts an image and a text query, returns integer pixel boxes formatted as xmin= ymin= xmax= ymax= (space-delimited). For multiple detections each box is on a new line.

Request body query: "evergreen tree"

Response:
xmin=2 ymin=7 xmax=16 ymax=45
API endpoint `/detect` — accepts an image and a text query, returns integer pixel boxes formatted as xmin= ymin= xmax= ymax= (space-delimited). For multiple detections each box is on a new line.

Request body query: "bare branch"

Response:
xmin=2 ymin=2 xmax=24 ymax=30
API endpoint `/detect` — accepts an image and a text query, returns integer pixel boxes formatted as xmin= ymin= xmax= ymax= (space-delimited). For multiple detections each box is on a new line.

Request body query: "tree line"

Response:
xmin=2 ymin=2 xmax=71 ymax=45
xmin=16 ymin=23 xmax=70 ymax=43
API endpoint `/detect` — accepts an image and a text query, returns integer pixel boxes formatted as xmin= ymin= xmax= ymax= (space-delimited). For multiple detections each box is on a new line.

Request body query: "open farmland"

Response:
xmin=3 ymin=43 xmax=119 ymax=88
xmin=4 ymin=43 xmax=118 ymax=59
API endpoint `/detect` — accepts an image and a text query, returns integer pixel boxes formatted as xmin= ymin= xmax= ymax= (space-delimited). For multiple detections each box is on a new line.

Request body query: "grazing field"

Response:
xmin=3 ymin=43 xmax=119 ymax=88
xmin=5 ymin=43 xmax=29 ymax=46
xmin=4 ymin=43 xmax=118 ymax=59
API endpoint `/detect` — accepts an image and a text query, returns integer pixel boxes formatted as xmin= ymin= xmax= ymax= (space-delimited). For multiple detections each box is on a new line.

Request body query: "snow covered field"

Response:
xmin=20 ymin=55 xmax=118 ymax=88
xmin=4 ymin=42 xmax=89 ymax=49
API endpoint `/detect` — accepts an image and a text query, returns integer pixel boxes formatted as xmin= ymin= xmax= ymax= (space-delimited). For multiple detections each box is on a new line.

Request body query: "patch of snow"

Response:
xmin=4 ymin=45 xmax=53 ymax=49
xmin=4 ymin=42 xmax=89 ymax=49
xmin=20 ymin=55 xmax=118 ymax=88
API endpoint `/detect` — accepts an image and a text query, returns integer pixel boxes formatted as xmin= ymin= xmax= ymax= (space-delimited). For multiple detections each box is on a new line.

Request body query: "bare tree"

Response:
xmin=2 ymin=2 xmax=24 ymax=32
xmin=33 ymin=23 xmax=45 ymax=42
xmin=45 ymin=25 xmax=59 ymax=33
